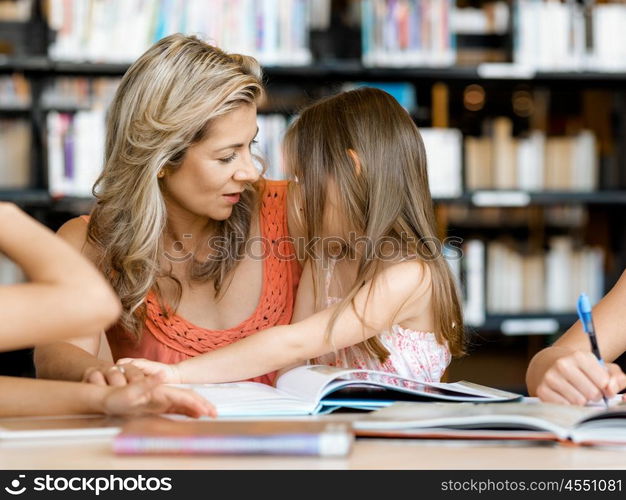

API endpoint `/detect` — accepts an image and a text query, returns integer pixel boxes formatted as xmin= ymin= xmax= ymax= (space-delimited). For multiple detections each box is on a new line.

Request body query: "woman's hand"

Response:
xmin=535 ymin=350 xmax=626 ymax=405
xmin=101 ymin=376 xmax=215 ymax=418
xmin=116 ymin=358 xmax=183 ymax=384
xmin=82 ymin=363 xmax=148 ymax=386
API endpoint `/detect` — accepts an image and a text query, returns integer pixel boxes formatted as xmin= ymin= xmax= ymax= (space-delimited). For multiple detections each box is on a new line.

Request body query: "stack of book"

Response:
xmin=361 ymin=0 xmax=456 ymax=67
xmin=457 ymin=237 xmax=604 ymax=325
xmin=46 ymin=0 xmax=312 ymax=66
xmin=0 ymin=74 xmax=30 ymax=109
xmin=465 ymin=118 xmax=598 ymax=192
xmin=0 ymin=119 xmax=30 ymax=189
xmin=514 ymin=0 xmax=626 ymax=72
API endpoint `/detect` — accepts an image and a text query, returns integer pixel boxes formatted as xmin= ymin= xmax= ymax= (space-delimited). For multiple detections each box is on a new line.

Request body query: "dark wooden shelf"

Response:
xmin=470 ymin=313 xmax=578 ymax=335
xmin=434 ymin=191 xmax=626 ymax=206
xmin=3 ymin=58 xmax=626 ymax=85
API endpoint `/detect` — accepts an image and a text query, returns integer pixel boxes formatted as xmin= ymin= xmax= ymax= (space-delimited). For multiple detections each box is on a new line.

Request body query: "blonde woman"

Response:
xmin=34 ymin=34 xmax=301 ymax=386
xmin=118 ymin=88 xmax=465 ymax=384
xmin=0 ymin=202 xmax=214 ymax=417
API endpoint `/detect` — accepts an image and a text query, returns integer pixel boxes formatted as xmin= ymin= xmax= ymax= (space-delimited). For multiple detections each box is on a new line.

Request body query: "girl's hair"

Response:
xmin=87 ymin=34 xmax=264 ymax=339
xmin=283 ymin=87 xmax=465 ymax=360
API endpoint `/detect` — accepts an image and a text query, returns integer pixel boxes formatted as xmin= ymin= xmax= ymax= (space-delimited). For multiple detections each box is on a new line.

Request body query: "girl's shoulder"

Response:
xmin=375 ymin=259 xmax=433 ymax=319
xmin=56 ymin=215 xmax=101 ymax=263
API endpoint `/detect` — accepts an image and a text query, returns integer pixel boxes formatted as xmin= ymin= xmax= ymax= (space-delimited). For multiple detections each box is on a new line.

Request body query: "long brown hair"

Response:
xmin=87 ymin=34 xmax=264 ymax=339
xmin=284 ymin=87 xmax=464 ymax=360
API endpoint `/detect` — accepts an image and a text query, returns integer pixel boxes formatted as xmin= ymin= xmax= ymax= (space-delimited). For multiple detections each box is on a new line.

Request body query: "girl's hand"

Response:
xmin=117 ymin=358 xmax=182 ymax=384
xmin=101 ymin=376 xmax=215 ymax=418
xmin=535 ymin=351 xmax=626 ymax=405
xmin=82 ymin=363 xmax=147 ymax=386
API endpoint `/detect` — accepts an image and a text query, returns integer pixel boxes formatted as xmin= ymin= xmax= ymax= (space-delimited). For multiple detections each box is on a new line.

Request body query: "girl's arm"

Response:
xmin=526 ymin=270 xmax=626 ymax=404
xmin=123 ymin=260 xmax=431 ymax=383
xmin=0 ymin=376 xmax=215 ymax=418
xmin=0 ymin=204 xmax=121 ymax=350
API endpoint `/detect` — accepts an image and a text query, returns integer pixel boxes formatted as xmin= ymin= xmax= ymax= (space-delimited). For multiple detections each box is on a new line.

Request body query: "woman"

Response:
xmin=34 ymin=34 xmax=301 ymax=386
xmin=527 ymin=271 xmax=626 ymax=405
xmin=0 ymin=202 xmax=214 ymax=417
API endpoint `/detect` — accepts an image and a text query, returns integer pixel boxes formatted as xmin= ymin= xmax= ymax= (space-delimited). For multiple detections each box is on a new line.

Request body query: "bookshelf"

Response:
xmin=2 ymin=0 xmax=626 ymax=391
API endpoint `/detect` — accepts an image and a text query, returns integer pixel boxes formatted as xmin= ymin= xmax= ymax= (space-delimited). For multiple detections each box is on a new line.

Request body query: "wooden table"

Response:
xmin=1 ymin=415 xmax=626 ymax=469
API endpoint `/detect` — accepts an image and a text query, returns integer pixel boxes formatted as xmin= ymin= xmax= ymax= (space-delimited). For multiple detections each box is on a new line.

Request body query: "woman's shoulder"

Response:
xmin=57 ymin=215 xmax=101 ymax=262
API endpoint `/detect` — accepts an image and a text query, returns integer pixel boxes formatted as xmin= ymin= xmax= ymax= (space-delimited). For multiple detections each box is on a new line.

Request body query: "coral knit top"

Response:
xmin=85 ymin=180 xmax=301 ymax=386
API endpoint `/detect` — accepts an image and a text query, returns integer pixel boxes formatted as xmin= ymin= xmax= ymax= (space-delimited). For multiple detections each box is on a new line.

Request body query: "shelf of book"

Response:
xmin=5 ymin=58 xmax=626 ymax=85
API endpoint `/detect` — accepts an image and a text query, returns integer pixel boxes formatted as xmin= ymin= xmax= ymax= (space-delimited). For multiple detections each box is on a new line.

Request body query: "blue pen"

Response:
xmin=577 ymin=293 xmax=609 ymax=408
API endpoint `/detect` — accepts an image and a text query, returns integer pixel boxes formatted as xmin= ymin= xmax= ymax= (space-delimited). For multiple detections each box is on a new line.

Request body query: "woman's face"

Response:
xmin=161 ymin=103 xmax=260 ymax=221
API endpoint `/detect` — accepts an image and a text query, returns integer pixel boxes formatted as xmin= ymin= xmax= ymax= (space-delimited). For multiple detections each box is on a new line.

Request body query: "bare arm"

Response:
xmin=0 ymin=204 xmax=120 ymax=350
xmin=274 ymin=260 xmax=316 ymax=380
xmin=33 ymin=217 xmax=120 ymax=382
xmin=0 ymin=376 xmax=214 ymax=418
xmin=526 ymin=270 xmax=626 ymax=404
xmin=125 ymin=261 xmax=431 ymax=384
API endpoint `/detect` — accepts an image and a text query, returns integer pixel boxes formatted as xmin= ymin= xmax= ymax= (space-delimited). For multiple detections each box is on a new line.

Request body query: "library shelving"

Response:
xmin=2 ymin=0 xmax=626 ymax=392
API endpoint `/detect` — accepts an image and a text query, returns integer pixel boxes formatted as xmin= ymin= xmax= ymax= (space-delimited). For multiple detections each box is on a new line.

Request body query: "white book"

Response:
xmin=354 ymin=400 xmax=626 ymax=446
xmin=420 ymin=128 xmax=463 ymax=198
xmin=545 ymin=237 xmax=573 ymax=313
xmin=184 ymin=365 xmax=522 ymax=417
xmin=463 ymin=239 xmax=485 ymax=326
xmin=516 ymin=131 xmax=544 ymax=191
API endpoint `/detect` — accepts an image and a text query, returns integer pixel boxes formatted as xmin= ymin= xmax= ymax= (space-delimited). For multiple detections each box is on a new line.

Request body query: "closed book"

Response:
xmin=114 ymin=418 xmax=353 ymax=457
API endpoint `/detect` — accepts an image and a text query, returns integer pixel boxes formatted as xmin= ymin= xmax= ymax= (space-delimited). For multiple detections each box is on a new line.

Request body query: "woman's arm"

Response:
xmin=526 ymin=270 xmax=626 ymax=404
xmin=0 ymin=376 xmax=215 ymax=418
xmin=123 ymin=260 xmax=431 ymax=383
xmin=0 ymin=204 xmax=120 ymax=350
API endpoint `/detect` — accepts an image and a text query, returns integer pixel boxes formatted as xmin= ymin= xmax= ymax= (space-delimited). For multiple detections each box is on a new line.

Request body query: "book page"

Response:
xmin=276 ymin=365 xmax=522 ymax=408
xmin=275 ymin=365 xmax=352 ymax=404
xmin=183 ymin=382 xmax=316 ymax=417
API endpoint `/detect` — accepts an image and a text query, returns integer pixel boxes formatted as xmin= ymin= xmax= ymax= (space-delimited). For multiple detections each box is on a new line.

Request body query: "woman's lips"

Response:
xmin=223 ymin=193 xmax=241 ymax=204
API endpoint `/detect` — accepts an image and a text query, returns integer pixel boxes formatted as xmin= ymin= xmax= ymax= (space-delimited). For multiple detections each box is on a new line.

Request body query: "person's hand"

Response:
xmin=82 ymin=363 xmax=147 ymax=386
xmin=536 ymin=351 xmax=626 ymax=405
xmin=101 ymin=375 xmax=215 ymax=418
xmin=116 ymin=358 xmax=182 ymax=384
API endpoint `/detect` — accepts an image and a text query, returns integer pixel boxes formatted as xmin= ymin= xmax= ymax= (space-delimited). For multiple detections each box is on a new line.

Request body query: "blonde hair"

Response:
xmin=87 ymin=34 xmax=264 ymax=339
xmin=284 ymin=87 xmax=465 ymax=360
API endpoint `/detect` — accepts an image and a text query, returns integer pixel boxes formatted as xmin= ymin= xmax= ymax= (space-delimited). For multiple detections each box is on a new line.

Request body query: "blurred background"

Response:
xmin=1 ymin=0 xmax=626 ymax=393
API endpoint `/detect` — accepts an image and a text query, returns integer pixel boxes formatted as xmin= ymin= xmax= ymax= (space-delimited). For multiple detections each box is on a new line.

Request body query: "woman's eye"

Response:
xmin=219 ymin=152 xmax=238 ymax=164
xmin=249 ymin=139 xmax=258 ymax=149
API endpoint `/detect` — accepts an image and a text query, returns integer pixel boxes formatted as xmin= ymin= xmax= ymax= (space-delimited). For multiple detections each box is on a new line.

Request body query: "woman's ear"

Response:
xmin=347 ymin=149 xmax=362 ymax=177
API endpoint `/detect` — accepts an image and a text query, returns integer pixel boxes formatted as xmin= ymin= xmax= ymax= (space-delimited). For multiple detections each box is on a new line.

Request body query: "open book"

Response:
xmin=353 ymin=400 xmax=626 ymax=445
xmin=185 ymin=365 xmax=522 ymax=417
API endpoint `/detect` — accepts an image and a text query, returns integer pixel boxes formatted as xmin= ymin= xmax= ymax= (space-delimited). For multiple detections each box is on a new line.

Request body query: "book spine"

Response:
xmin=114 ymin=432 xmax=352 ymax=457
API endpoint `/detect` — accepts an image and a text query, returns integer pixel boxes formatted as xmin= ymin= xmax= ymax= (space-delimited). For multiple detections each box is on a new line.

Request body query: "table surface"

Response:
xmin=1 ymin=415 xmax=626 ymax=469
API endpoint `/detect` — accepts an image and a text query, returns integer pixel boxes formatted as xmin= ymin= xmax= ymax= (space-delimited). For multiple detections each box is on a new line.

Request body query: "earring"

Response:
xmin=157 ymin=170 xmax=165 ymax=179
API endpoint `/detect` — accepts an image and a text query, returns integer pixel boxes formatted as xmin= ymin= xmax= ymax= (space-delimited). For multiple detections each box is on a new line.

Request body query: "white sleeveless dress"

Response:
xmin=310 ymin=260 xmax=451 ymax=382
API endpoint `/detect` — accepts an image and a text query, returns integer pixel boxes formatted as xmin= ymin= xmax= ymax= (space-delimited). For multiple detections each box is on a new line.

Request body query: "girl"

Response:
xmin=34 ymin=34 xmax=301 ymax=387
xmin=119 ymin=87 xmax=465 ymax=384
xmin=0 ymin=202 xmax=214 ymax=417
